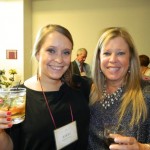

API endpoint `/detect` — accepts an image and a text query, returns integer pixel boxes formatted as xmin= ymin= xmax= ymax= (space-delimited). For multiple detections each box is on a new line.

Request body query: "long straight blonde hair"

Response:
xmin=90 ymin=27 xmax=147 ymax=126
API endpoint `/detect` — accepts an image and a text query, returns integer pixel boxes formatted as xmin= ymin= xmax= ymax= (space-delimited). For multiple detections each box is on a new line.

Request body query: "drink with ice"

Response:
xmin=0 ymin=88 xmax=26 ymax=124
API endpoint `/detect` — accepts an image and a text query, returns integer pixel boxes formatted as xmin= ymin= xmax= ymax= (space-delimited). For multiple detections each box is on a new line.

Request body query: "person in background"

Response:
xmin=0 ymin=24 xmax=91 ymax=150
xmin=139 ymin=54 xmax=150 ymax=79
xmin=72 ymin=48 xmax=91 ymax=78
xmin=88 ymin=27 xmax=150 ymax=150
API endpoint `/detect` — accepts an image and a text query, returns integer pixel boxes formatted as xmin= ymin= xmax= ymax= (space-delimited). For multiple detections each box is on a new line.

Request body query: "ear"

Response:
xmin=35 ymin=52 xmax=40 ymax=62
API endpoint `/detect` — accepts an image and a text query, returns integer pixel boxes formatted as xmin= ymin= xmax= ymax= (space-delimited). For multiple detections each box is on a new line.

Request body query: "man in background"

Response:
xmin=139 ymin=54 xmax=150 ymax=80
xmin=71 ymin=48 xmax=91 ymax=78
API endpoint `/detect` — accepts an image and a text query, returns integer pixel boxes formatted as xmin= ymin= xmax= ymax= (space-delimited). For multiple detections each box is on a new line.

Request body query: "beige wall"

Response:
xmin=0 ymin=0 xmax=150 ymax=80
xmin=0 ymin=0 xmax=24 ymax=84
xmin=32 ymin=0 xmax=150 ymax=74
xmin=24 ymin=0 xmax=32 ymax=80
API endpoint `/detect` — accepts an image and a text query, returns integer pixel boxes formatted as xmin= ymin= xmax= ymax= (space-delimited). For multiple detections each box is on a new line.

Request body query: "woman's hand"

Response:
xmin=0 ymin=110 xmax=12 ymax=131
xmin=109 ymin=134 xmax=141 ymax=150
xmin=0 ymin=110 xmax=13 ymax=149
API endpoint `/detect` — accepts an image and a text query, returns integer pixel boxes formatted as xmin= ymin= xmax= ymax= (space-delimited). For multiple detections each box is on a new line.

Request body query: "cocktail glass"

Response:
xmin=0 ymin=88 xmax=26 ymax=124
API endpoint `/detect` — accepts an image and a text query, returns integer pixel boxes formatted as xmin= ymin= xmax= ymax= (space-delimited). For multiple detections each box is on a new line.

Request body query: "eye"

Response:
xmin=117 ymin=51 xmax=125 ymax=55
xmin=63 ymin=50 xmax=71 ymax=56
xmin=47 ymin=48 xmax=56 ymax=54
xmin=103 ymin=51 xmax=111 ymax=56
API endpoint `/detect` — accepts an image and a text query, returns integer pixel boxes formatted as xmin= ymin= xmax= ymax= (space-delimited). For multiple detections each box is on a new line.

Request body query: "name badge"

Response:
xmin=54 ymin=121 xmax=78 ymax=150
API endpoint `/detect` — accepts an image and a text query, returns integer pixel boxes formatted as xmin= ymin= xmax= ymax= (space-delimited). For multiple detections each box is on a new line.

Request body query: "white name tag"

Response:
xmin=54 ymin=121 xmax=78 ymax=150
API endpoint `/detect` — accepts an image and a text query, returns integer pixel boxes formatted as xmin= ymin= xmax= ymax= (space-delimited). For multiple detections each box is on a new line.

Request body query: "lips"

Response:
xmin=50 ymin=65 xmax=63 ymax=70
xmin=107 ymin=67 xmax=120 ymax=73
xmin=47 ymin=63 xmax=65 ymax=71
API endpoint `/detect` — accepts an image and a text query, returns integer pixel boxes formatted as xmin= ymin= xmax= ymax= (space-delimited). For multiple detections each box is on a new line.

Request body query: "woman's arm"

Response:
xmin=0 ymin=130 xmax=13 ymax=150
xmin=0 ymin=110 xmax=13 ymax=150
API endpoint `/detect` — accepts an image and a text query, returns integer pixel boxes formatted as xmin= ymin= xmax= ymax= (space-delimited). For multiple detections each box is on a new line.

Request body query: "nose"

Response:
xmin=55 ymin=53 xmax=63 ymax=63
xmin=109 ymin=53 xmax=117 ymax=62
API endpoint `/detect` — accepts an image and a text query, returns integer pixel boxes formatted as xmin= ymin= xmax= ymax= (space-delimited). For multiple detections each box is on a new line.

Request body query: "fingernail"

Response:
xmin=7 ymin=117 xmax=11 ymax=121
xmin=0 ymin=99 xmax=3 ymax=104
xmin=8 ymin=124 xmax=12 ymax=128
xmin=7 ymin=112 xmax=11 ymax=115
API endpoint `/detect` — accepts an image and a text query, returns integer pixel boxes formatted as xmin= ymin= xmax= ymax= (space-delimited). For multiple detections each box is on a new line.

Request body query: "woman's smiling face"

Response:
xmin=36 ymin=31 xmax=72 ymax=81
xmin=100 ymin=36 xmax=130 ymax=84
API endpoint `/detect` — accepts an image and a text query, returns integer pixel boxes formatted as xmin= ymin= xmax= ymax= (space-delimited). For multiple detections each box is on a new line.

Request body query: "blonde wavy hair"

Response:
xmin=90 ymin=27 xmax=147 ymax=126
xmin=32 ymin=24 xmax=74 ymax=86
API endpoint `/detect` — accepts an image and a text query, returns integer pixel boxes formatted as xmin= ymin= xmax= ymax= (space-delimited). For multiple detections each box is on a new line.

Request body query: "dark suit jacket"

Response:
xmin=71 ymin=60 xmax=81 ymax=76
xmin=72 ymin=74 xmax=92 ymax=102
xmin=71 ymin=60 xmax=91 ymax=77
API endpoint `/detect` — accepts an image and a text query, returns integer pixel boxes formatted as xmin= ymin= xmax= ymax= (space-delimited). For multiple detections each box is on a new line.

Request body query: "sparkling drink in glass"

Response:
xmin=0 ymin=88 xmax=26 ymax=124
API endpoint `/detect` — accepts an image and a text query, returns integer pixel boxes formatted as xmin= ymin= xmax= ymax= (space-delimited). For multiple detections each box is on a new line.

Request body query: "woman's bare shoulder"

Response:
xmin=24 ymin=76 xmax=41 ymax=91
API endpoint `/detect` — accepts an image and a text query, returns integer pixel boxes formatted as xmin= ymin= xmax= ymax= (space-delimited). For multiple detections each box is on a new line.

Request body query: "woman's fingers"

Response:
xmin=0 ymin=111 xmax=12 ymax=129
xmin=109 ymin=134 xmax=139 ymax=150
xmin=114 ymin=135 xmax=136 ymax=144
xmin=110 ymin=143 xmax=139 ymax=150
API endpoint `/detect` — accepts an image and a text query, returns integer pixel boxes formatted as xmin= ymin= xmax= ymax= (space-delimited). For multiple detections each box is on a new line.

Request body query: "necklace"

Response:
xmin=100 ymin=86 xmax=123 ymax=109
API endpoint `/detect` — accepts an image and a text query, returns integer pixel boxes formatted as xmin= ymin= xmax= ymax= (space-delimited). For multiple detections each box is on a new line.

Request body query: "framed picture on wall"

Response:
xmin=6 ymin=50 xmax=17 ymax=59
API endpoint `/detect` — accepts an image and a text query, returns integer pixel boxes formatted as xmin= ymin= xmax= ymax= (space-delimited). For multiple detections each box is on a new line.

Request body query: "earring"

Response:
xmin=37 ymin=67 xmax=39 ymax=80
